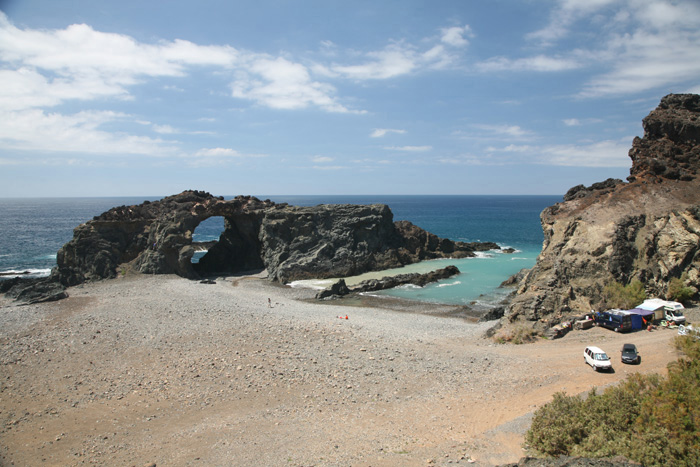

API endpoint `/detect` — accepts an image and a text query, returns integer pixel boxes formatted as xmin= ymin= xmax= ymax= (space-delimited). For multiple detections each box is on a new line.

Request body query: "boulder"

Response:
xmin=315 ymin=279 xmax=351 ymax=300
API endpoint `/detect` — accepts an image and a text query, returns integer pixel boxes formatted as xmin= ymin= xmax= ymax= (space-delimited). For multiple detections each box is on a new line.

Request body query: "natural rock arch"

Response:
xmin=50 ymin=190 xmax=500 ymax=288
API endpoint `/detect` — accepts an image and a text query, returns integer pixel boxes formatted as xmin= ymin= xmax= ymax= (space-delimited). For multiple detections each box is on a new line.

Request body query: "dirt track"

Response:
xmin=0 ymin=274 xmax=685 ymax=466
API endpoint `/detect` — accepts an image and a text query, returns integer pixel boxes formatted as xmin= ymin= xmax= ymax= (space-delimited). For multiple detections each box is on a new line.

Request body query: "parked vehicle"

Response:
xmin=621 ymin=343 xmax=640 ymax=364
xmin=594 ymin=310 xmax=632 ymax=332
xmin=584 ymin=346 xmax=613 ymax=372
xmin=636 ymin=299 xmax=686 ymax=324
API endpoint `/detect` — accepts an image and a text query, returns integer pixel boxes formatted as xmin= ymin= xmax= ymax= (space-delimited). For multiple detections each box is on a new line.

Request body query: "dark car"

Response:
xmin=621 ymin=343 xmax=640 ymax=364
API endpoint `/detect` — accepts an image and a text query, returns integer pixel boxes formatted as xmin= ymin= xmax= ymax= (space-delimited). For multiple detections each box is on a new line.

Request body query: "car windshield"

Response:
xmin=595 ymin=353 xmax=609 ymax=361
xmin=623 ymin=345 xmax=636 ymax=352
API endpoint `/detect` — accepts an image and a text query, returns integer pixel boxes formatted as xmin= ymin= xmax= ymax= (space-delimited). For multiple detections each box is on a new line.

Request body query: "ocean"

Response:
xmin=0 ymin=195 xmax=560 ymax=307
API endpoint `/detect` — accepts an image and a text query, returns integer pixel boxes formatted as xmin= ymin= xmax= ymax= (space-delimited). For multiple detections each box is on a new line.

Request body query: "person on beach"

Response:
xmin=268 ymin=298 xmax=271 ymax=308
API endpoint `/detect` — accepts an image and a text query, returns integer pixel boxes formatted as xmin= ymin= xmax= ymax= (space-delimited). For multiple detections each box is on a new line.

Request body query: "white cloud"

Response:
xmin=476 ymin=55 xmax=581 ymax=72
xmin=539 ymin=140 xmax=631 ymax=167
xmin=506 ymin=0 xmax=700 ymax=97
xmin=153 ymin=124 xmax=178 ymax=134
xmin=527 ymin=0 xmax=617 ymax=45
xmin=579 ymin=27 xmax=700 ymax=97
xmin=330 ymin=44 xmax=419 ymax=80
xmin=486 ymin=139 xmax=631 ymax=167
xmin=312 ymin=165 xmax=346 ymax=171
xmin=0 ymin=13 xmax=238 ymax=112
xmin=438 ymin=154 xmax=496 ymax=166
xmin=473 ymin=124 xmax=533 ymax=139
xmin=0 ymin=13 xmax=473 ymax=119
xmin=194 ymin=147 xmax=243 ymax=158
xmin=634 ymin=0 xmax=700 ymax=29
xmin=231 ymin=56 xmax=361 ymax=113
xmin=370 ymin=128 xmax=406 ymax=138
xmin=0 ymin=109 xmax=178 ymax=156
xmin=440 ymin=25 xmax=473 ymax=47
xmin=327 ymin=23 xmax=470 ymax=80
xmin=383 ymin=145 xmax=432 ymax=152
xmin=563 ymin=118 xmax=581 ymax=126
xmin=189 ymin=147 xmax=266 ymax=167
xmin=311 ymin=155 xmax=334 ymax=163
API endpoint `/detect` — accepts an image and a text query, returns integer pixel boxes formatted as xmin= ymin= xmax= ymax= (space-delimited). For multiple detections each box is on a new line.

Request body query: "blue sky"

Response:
xmin=0 ymin=0 xmax=699 ymax=197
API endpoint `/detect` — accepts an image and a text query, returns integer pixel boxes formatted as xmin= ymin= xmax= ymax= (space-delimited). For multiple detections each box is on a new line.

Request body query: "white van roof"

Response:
xmin=637 ymin=298 xmax=685 ymax=311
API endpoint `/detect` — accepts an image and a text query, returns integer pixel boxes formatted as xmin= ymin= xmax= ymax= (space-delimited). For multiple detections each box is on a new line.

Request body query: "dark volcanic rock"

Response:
xmin=53 ymin=191 xmax=275 ymax=286
xmin=315 ymin=266 xmax=461 ymax=299
xmin=351 ymin=265 xmax=461 ymax=293
xmin=478 ymin=305 xmax=506 ymax=322
xmin=628 ymin=93 xmax=700 ymax=182
xmin=1 ymin=277 xmax=67 ymax=304
xmin=315 ymin=279 xmax=351 ymax=300
xmin=563 ymin=178 xmax=624 ymax=201
xmin=505 ymin=94 xmax=700 ymax=331
xmin=4 ymin=192 xmax=499 ymax=303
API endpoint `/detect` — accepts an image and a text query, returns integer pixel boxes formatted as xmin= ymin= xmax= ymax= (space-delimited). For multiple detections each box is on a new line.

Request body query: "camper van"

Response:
xmin=636 ymin=299 xmax=686 ymax=324
xmin=594 ymin=310 xmax=632 ymax=332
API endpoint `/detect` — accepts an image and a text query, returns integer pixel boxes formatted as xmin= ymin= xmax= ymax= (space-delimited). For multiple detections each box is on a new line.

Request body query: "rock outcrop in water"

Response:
xmin=506 ymin=94 xmax=700 ymax=332
xmin=315 ymin=265 xmax=461 ymax=299
xmin=39 ymin=192 xmax=498 ymax=291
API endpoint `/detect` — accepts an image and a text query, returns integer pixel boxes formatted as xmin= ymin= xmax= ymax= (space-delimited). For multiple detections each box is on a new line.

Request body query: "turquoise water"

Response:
xmin=0 ymin=195 xmax=560 ymax=306
xmin=367 ymin=249 xmax=538 ymax=306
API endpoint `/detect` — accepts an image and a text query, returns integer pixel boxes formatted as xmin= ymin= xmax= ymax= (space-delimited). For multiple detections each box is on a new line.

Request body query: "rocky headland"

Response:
xmin=505 ymin=94 xmax=700 ymax=333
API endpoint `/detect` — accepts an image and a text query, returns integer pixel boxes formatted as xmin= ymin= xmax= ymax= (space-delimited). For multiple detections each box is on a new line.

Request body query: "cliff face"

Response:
xmin=506 ymin=94 xmax=700 ymax=329
xmin=52 ymin=191 xmax=498 ymax=287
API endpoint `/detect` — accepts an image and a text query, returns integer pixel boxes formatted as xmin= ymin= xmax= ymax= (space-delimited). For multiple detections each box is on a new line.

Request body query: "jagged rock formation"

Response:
xmin=43 ymin=191 xmax=499 ymax=290
xmin=506 ymin=94 xmax=700 ymax=331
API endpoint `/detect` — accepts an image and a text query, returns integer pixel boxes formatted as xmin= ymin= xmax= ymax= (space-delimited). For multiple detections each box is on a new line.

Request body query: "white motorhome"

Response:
xmin=636 ymin=298 xmax=686 ymax=324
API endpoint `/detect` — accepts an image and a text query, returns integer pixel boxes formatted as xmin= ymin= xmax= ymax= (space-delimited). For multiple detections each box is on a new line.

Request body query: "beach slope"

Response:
xmin=0 ymin=274 xmax=681 ymax=466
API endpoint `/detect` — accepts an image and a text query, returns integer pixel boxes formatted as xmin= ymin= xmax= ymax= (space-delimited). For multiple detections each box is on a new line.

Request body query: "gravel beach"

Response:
xmin=0 ymin=273 xmax=683 ymax=466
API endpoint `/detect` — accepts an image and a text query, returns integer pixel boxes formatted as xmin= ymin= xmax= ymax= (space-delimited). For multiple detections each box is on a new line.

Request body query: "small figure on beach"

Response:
xmin=268 ymin=297 xmax=271 ymax=308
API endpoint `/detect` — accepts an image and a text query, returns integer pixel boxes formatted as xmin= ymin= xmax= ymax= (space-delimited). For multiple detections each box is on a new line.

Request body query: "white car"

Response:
xmin=584 ymin=346 xmax=612 ymax=372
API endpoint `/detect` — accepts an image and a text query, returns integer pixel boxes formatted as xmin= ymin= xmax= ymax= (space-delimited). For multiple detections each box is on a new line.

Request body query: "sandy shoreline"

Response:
xmin=0 ymin=273 xmax=683 ymax=466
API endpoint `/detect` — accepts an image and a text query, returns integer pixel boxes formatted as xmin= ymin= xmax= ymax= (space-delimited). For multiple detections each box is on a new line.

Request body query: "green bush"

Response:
xmin=492 ymin=324 xmax=539 ymax=345
xmin=668 ymin=274 xmax=695 ymax=304
xmin=603 ymin=280 xmax=647 ymax=309
xmin=525 ymin=336 xmax=700 ymax=466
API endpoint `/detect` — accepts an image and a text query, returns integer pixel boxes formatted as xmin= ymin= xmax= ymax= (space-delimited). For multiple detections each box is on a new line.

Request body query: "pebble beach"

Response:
xmin=0 ymin=273 xmax=682 ymax=466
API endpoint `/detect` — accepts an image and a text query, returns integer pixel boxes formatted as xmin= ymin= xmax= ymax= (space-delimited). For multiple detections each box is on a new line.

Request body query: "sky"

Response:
xmin=0 ymin=0 xmax=699 ymax=197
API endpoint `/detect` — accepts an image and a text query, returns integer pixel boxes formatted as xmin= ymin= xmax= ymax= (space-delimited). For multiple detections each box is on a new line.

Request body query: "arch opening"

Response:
xmin=191 ymin=214 xmax=265 ymax=276
xmin=191 ymin=216 xmax=225 ymax=266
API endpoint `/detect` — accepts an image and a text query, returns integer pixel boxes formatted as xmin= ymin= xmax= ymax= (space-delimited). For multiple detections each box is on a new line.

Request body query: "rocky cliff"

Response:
xmin=506 ymin=94 xmax=700 ymax=331
xmin=48 ymin=191 xmax=499 ymax=289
